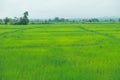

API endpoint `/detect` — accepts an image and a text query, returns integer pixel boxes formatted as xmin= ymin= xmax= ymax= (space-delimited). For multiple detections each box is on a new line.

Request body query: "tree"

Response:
xmin=54 ymin=17 xmax=60 ymax=22
xmin=19 ymin=11 xmax=29 ymax=25
xmin=60 ymin=18 xmax=65 ymax=22
xmin=48 ymin=19 xmax=52 ymax=23
xmin=0 ymin=19 xmax=3 ymax=24
xmin=4 ymin=17 xmax=10 ymax=24
xmin=12 ymin=17 xmax=19 ymax=24
xmin=24 ymin=11 xmax=29 ymax=17
xmin=119 ymin=18 xmax=120 ymax=22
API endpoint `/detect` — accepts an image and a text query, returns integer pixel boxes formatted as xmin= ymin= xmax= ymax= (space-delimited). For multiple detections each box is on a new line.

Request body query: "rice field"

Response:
xmin=0 ymin=23 xmax=120 ymax=80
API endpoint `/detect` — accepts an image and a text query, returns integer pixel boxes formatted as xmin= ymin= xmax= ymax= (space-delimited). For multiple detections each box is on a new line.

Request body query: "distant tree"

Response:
xmin=19 ymin=17 xmax=25 ymax=24
xmin=90 ymin=18 xmax=99 ymax=22
xmin=44 ymin=20 xmax=48 ymax=24
xmin=65 ymin=19 xmax=69 ymax=23
xmin=72 ymin=20 xmax=76 ymax=23
xmin=4 ymin=17 xmax=10 ymax=24
xmin=19 ymin=11 xmax=29 ymax=25
xmin=119 ymin=18 xmax=120 ymax=22
xmin=48 ymin=19 xmax=52 ymax=23
xmin=88 ymin=19 xmax=92 ymax=22
xmin=0 ymin=19 xmax=3 ymax=24
xmin=79 ymin=19 xmax=82 ymax=22
xmin=109 ymin=19 xmax=115 ymax=22
xmin=54 ymin=17 xmax=60 ymax=22
xmin=94 ymin=18 xmax=99 ymax=22
xmin=60 ymin=18 xmax=65 ymax=22
xmin=13 ymin=17 xmax=19 ymax=24
xmin=82 ymin=19 xmax=86 ymax=23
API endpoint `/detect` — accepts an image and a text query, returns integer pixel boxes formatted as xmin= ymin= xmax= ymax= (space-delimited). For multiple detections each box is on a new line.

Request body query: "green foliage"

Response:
xmin=0 ymin=23 xmax=120 ymax=80
xmin=119 ymin=18 xmax=120 ymax=22
xmin=19 ymin=11 xmax=29 ymax=25
xmin=0 ymin=19 xmax=4 ymax=24
xmin=3 ymin=11 xmax=29 ymax=25
xmin=3 ymin=17 xmax=11 ymax=24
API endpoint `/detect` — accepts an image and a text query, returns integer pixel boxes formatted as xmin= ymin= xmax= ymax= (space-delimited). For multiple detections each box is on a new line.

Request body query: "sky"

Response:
xmin=0 ymin=0 xmax=120 ymax=19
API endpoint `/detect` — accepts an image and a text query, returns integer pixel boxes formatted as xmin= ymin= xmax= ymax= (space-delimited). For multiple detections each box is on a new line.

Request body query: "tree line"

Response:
xmin=30 ymin=17 xmax=120 ymax=24
xmin=0 ymin=11 xmax=29 ymax=25
xmin=0 ymin=12 xmax=120 ymax=24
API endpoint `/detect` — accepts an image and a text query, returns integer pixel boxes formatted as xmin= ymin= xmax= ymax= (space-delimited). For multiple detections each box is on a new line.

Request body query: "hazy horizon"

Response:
xmin=0 ymin=0 xmax=120 ymax=19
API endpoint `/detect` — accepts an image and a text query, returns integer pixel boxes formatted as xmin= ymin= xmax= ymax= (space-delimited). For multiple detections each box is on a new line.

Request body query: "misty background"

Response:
xmin=0 ymin=0 xmax=120 ymax=19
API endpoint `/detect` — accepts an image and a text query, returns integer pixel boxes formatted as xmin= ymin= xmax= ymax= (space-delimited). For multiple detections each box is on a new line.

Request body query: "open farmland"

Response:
xmin=0 ymin=23 xmax=120 ymax=80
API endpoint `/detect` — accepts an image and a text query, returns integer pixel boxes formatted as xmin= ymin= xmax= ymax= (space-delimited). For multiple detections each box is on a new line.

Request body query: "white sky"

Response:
xmin=0 ymin=0 xmax=120 ymax=19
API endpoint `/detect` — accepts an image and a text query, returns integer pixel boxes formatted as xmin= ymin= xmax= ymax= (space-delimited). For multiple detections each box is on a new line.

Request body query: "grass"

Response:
xmin=0 ymin=23 xmax=120 ymax=80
